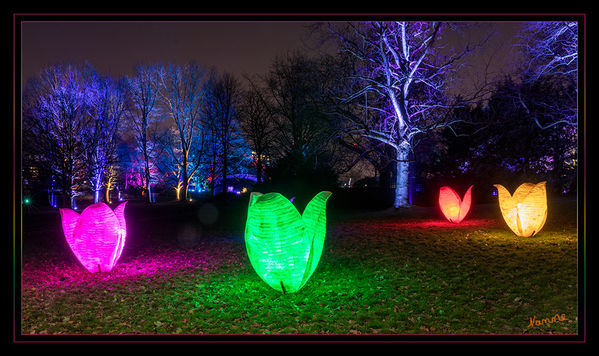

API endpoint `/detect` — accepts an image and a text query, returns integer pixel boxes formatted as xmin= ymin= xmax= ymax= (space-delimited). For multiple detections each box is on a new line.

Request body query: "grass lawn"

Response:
xmin=18 ymin=194 xmax=580 ymax=340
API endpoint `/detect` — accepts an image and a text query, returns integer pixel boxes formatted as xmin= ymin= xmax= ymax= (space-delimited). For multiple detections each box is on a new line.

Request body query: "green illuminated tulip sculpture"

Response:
xmin=245 ymin=191 xmax=332 ymax=293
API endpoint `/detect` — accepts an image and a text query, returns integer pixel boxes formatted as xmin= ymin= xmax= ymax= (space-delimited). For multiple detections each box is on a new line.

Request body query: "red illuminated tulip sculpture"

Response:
xmin=59 ymin=202 xmax=127 ymax=273
xmin=438 ymin=185 xmax=473 ymax=223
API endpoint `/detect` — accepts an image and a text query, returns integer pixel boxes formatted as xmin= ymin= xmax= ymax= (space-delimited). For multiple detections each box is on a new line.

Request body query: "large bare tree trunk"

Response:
xmin=394 ymin=143 xmax=410 ymax=208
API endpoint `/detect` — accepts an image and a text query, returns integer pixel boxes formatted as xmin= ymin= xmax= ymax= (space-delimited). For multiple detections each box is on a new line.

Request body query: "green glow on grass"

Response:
xmin=245 ymin=191 xmax=332 ymax=293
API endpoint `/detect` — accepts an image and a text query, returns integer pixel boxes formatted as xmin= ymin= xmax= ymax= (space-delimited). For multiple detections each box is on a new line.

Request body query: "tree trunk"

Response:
xmin=256 ymin=154 xmax=263 ymax=184
xmin=94 ymin=187 xmax=101 ymax=204
xmin=222 ymin=155 xmax=228 ymax=194
xmin=144 ymin=145 xmax=152 ymax=203
xmin=105 ymin=175 xmax=113 ymax=203
xmin=209 ymin=163 xmax=215 ymax=196
xmin=394 ymin=143 xmax=410 ymax=208
xmin=61 ymin=161 xmax=74 ymax=209
xmin=93 ymin=169 xmax=103 ymax=204
xmin=181 ymin=168 xmax=188 ymax=201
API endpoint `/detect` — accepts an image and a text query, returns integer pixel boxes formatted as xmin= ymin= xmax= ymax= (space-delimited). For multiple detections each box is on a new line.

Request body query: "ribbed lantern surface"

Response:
xmin=245 ymin=191 xmax=332 ymax=293
xmin=59 ymin=201 xmax=127 ymax=273
xmin=494 ymin=182 xmax=547 ymax=237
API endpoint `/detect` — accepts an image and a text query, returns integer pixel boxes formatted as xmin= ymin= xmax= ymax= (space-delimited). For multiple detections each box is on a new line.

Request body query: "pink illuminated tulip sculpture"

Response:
xmin=438 ymin=185 xmax=473 ymax=223
xmin=59 ymin=202 xmax=127 ymax=273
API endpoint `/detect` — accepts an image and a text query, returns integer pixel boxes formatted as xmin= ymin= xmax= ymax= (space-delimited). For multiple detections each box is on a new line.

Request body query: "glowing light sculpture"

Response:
xmin=494 ymin=182 xmax=547 ymax=237
xmin=245 ymin=191 xmax=332 ymax=293
xmin=59 ymin=201 xmax=127 ymax=273
xmin=438 ymin=185 xmax=473 ymax=223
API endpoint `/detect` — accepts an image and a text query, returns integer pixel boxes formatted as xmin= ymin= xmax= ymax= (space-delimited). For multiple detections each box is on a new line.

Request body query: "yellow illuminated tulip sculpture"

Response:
xmin=494 ymin=182 xmax=548 ymax=237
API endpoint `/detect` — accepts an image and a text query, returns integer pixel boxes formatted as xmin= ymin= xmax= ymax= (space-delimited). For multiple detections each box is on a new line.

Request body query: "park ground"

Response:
xmin=18 ymin=193 xmax=580 ymax=340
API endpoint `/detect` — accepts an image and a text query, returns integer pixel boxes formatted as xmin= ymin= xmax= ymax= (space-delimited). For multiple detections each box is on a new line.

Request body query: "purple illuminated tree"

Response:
xmin=23 ymin=63 xmax=93 ymax=208
xmin=519 ymin=22 xmax=577 ymax=84
xmin=517 ymin=21 xmax=578 ymax=129
xmin=330 ymin=22 xmax=475 ymax=208
xmin=85 ymin=71 xmax=127 ymax=204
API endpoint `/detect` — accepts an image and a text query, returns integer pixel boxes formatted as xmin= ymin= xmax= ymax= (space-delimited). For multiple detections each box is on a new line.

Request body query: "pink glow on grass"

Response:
xmin=389 ymin=218 xmax=496 ymax=229
xmin=22 ymin=241 xmax=240 ymax=292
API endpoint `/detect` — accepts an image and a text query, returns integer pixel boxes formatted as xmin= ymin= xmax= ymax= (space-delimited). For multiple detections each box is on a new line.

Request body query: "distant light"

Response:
xmin=23 ymin=197 xmax=31 ymax=205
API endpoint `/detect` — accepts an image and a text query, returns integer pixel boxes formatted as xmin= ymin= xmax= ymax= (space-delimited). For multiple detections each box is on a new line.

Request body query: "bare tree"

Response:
xmin=126 ymin=63 xmax=161 ymax=202
xmin=329 ymin=22 xmax=476 ymax=208
xmin=517 ymin=21 xmax=578 ymax=129
xmin=86 ymin=71 xmax=127 ymax=204
xmin=239 ymin=80 xmax=275 ymax=184
xmin=204 ymin=105 xmax=220 ymax=196
xmin=155 ymin=62 xmax=210 ymax=201
xmin=22 ymin=63 xmax=92 ymax=208
xmin=264 ymin=52 xmax=338 ymax=161
xmin=207 ymin=72 xmax=242 ymax=194
xmin=519 ymin=22 xmax=578 ymax=83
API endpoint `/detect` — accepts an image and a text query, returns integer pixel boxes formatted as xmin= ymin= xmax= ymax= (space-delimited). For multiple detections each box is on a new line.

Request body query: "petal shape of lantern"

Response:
xmin=245 ymin=191 xmax=332 ymax=293
xmin=493 ymin=182 xmax=547 ymax=237
xmin=59 ymin=201 xmax=127 ymax=273
xmin=438 ymin=185 xmax=473 ymax=223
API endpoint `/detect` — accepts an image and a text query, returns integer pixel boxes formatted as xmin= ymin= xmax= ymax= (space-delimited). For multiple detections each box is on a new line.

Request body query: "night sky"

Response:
xmin=21 ymin=20 xmax=524 ymax=95
xmin=21 ymin=21 xmax=317 ymax=83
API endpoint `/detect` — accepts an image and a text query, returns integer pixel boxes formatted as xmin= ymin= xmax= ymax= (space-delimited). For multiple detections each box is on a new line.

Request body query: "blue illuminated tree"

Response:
xmin=155 ymin=62 xmax=210 ymax=201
